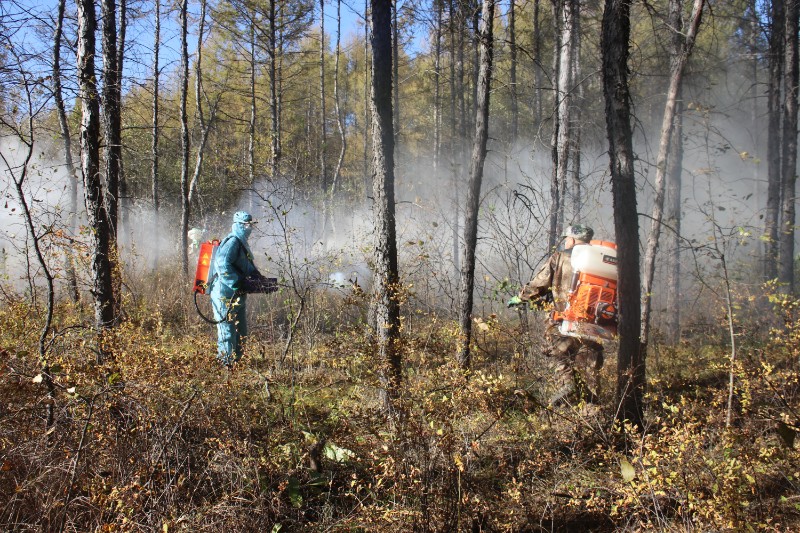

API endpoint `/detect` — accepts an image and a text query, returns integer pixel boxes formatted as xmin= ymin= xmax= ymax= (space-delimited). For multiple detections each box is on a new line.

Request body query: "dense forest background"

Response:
xmin=2 ymin=0 xmax=800 ymax=530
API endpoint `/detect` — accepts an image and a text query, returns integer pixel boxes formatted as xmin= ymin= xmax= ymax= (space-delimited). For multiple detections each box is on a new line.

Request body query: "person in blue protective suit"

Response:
xmin=209 ymin=211 xmax=262 ymax=367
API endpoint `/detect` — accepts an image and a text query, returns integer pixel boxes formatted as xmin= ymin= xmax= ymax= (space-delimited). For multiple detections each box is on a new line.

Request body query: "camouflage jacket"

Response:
xmin=519 ymin=249 xmax=574 ymax=313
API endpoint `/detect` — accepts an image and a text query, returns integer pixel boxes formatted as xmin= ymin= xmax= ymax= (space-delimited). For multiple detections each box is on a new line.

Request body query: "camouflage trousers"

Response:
xmin=544 ymin=324 xmax=604 ymax=405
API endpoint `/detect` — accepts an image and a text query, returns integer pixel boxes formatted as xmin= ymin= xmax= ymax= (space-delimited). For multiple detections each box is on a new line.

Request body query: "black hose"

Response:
xmin=194 ymin=290 xmax=229 ymax=325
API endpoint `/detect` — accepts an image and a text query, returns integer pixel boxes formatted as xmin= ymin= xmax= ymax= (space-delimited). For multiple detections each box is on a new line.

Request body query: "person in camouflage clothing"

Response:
xmin=508 ymin=224 xmax=604 ymax=405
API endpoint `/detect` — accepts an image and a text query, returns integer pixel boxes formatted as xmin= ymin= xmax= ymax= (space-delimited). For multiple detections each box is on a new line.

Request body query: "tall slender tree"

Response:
xmin=641 ymin=0 xmax=704 ymax=350
xmin=179 ymin=0 xmax=191 ymax=274
xmin=765 ymin=0 xmax=785 ymax=281
xmin=779 ymin=0 xmax=798 ymax=292
xmin=101 ymin=0 xmax=122 ymax=238
xmin=78 ymin=0 xmax=116 ymax=332
xmin=457 ymin=0 xmax=494 ymax=370
xmin=151 ymin=0 xmax=161 ymax=269
xmin=601 ymin=0 xmax=643 ymax=429
xmin=370 ymin=0 xmax=402 ymax=407
xmin=53 ymin=0 xmax=79 ymax=302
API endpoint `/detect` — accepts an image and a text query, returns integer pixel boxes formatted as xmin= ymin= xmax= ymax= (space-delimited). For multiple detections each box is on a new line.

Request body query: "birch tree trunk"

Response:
xmin=779 ymin=0 xmax=799 ymax=292
xmin=601 ymin=0 xmax=643 ymax=429
xmin=640 ymin=0 xmax=704 ymax=349
xmin=370 ymin=0 xmax=402 ymax=407
xmin=457 ymin=0 xmax=494 ymax=370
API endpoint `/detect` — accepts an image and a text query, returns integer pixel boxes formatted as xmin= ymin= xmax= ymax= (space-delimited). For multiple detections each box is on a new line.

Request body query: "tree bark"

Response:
xmin=53 ymin=0 xmax=80 ymax=302
xmin=766 ymin=0 xmax=785 ymax=281
xmin=640 ymin=0 xmax=704 ymax=349
xmin=601 ymin=0 xmax=643 ymax=429
xmin=663 ymin=99 xmax=684 ymax=345
xmin=509 ymin=0 xmax=518 ymax=145
xmin=332 ymin=0 xmax=347 ymax=201
xmin=78 ymin=0 xmax=115 ymax=331
xmin=570 ymin=0 xmax=583 ymax=219
xmin=434 ymin=0 xmax=443 ymax=172
xmin=187 ymin=0 xmax=217 ymax=206
xmin=533 ymin=0 xmax=543 ymax=128
xmin=779 ymin=0 xmax=799 ymax=292
xmin=320 ymin=0 xmax=331 ymax=241
xmin=179 ymin=0 xmax=190 ymax=275
xmin=370 ymin=0 xmax=401 ymax=406
xmin=151 ymin=0 xmax=161 ymax=269
xmin=556 ymin=0 xmax=575 ymax=229
xmin=548 ymin=0 xmax=561 ymax=250
xmin=101 ymin=0 xmax=121 ymax=239
xmin=269 ymin=0 xmax=281 ymax=178
xmin=457 ymin=0 xmax=494 ymax=370
xmin=363 ymin=0 xmax=371 ymax=200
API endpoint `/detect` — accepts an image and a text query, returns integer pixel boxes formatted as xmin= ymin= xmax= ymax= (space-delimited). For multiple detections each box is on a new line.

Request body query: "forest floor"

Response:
xmin=1 ymin=291 xmax=800 ymax=532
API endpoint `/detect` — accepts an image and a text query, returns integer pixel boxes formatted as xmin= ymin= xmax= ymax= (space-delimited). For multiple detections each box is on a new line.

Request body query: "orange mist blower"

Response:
xmin=193 ymin=239 xmax=220 ymax=294
xmin=192 ymin=239 xmax=228 ymax=324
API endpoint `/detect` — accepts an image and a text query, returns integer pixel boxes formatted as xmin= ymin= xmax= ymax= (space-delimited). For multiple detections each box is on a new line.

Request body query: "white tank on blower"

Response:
xmin=570 ymin=240 xmax=618 ymax=280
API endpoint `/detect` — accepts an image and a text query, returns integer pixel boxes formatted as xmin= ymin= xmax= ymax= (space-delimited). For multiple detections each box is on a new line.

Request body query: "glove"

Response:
xmin=507 ymin=295 xmax=523 ymax=308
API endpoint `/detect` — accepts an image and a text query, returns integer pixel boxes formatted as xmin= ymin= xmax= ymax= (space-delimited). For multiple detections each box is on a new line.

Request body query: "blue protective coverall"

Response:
xmin=209 ymin=221 xmax=259 ymax=366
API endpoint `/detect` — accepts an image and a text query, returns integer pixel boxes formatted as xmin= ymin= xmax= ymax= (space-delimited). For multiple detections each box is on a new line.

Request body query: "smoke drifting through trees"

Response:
xmin=0 ymin=0 xmax=797 ymax=337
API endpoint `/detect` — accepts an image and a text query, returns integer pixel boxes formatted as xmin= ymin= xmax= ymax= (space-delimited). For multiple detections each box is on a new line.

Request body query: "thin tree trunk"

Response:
xmin=320 ymin=0 xmax=330 ymax=240
xmin=664 ymin=100 xmax=684 ymax=345
xmin=179 ymin=0 xmax=190 ymax=275
xmin=548 ymin=0 xmax=561 ymax=250
xmin=533 ymin=0 xmax=542 ymax=128
xmin=556 ymin=0 xmax=575 ymax=228
xmin=188 ymin=0 xmax=217 ymax=205
xmin=457 ymin=0 xmax=494 ymax=370
xmin=601 ymin=0 xmax=643 ymax=429
xmin=332 ymin=0 xmax=347 ymax=200
xmin=117 ymin=0 xmax=127 ymax=234
xmin=393 ymin=0 xmax=400 ymax=141
xmin=779 ymin=0 xmax=799 ymax=292
xmin=766 ymin=0 xmax=785 ymax=281
xmin=269 ymin=0 xmax=280 ymax=178
xmin=101 ymin=0 xmax=121 ymax=239
xmin=248 ymin=10 xmax=257 ymax=198
xmin=434 ymin=0 xmax=443 ymax=172
xmin=53 ymin=0 xmax=79 ymax=302
xmin=570 ymin=0 xmax=582 ymax=219
xmin=509 ymin=0 xmax=518 ymax=145
xmin=363 ymin=0 xmax=371 ymax=199
xmin=370 ymin=0 xmax=401 ymax=407
xmin=450 ymin=0 xmax=461 ymax=279
xmin=640 ymin=0 xmax=704 ymax=349
xmin=151 ymin=0 xmax=161 ymax=269
xmin=78 ymin=0 xmax=115 ymax=331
